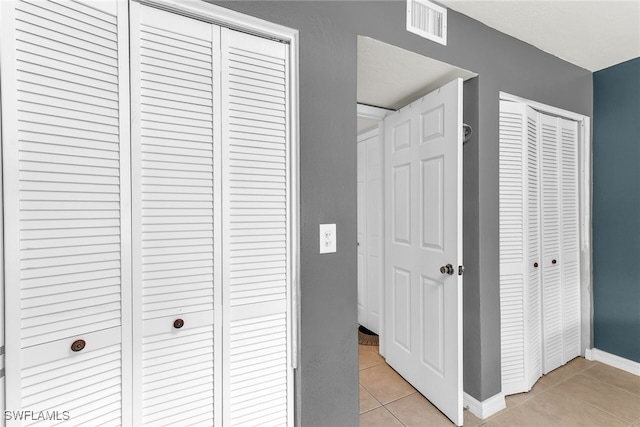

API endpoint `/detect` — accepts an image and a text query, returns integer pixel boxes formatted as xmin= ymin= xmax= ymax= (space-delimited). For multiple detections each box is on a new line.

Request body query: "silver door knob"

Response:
xmin=440 ymin=264 xmax=454 ymax=275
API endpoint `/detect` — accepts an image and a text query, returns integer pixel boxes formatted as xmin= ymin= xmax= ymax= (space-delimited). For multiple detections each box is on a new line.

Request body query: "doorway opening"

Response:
xmin=356 ymin=35 xmax=477 ymax=426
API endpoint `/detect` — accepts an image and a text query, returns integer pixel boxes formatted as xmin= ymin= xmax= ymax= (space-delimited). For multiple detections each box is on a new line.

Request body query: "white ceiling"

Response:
xmin=357 ymin=0 xmax=640 ymax=122
xmin=438 ymin=0 xmax=640 ymax=72
xmin=357 ymin=36 xmax=477 ymax=111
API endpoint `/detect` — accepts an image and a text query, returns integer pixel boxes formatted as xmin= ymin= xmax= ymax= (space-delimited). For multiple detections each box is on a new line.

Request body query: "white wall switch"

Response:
xmin=319 ymin=224 xmax=336 ymax=254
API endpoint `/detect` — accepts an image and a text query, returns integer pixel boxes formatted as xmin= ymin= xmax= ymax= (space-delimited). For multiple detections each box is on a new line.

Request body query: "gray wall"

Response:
xmin=593 ymin=57 xmax=640 ymax=363
xmin=212 ymin=1 xmax=592 ymax=425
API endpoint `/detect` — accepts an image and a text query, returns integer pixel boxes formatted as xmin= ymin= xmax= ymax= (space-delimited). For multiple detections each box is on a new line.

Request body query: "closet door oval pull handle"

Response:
xmin=173 ymin=318 xmax=184 ymax=329
xmin=552 ymin=259 xmax=557 ymax=265
xmin=71 ymin=339 xmax=86 ymax=352
xmin=534 ymin=262 xmax=538 ymax=268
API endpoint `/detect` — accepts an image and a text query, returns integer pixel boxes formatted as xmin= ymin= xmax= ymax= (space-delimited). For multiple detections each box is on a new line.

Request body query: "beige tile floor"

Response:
xmin=359 ymin=344 xmax=640 ymax=427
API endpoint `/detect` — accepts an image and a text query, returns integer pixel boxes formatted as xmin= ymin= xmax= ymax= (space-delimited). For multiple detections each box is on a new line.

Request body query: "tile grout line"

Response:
xmin=576 ymin=370 xmax=640 ymax=398
xmin=580 ymin=368 xmax=640 ymax=398
xmin=559 ymin=364 xmax=640 ymax=423
xmin=382 ymin=403 xmax=408 ymax=427
xmin=382 ymin=390 xmax=418 ymax=406
xmin=358 ymin=406 xmax=380 ymax=416
xmin=548 ymin=381 xmax=634 ymax=425
xmin=358 ymin=379 xmax=384 ymax=415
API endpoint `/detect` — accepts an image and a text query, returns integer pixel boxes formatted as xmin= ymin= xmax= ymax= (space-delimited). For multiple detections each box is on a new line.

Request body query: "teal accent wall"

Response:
xmin=593 ymin=57 xmax=640 ymax=363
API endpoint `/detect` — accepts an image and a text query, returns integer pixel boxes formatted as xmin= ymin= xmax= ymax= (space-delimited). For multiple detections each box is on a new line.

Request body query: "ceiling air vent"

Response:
xmin=407 ymin=0 xmax=447 ymax=46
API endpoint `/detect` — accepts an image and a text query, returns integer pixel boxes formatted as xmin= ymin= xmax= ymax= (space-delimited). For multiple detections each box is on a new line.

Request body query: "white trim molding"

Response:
xmin=463 ymin=392 xmax=506 ymax=420
xmin=357 ymin=103 xmax=393 ymax=120
xmin=585 ymin=349 xmax=640 ymax=376
xmin=137 ymin=0 xmax=297 ymax=42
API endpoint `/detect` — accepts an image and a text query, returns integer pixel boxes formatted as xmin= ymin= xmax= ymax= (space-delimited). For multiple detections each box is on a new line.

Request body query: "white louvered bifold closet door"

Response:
xmin=130 ymin=4 xmax=220 ymax=426
xmin=130 ymin=5 xmax=292 ymax=426
xmin=524 ymin=107 xmax=542 ymax=387
xmin=499 ymin=101 xmax=527 ymax=394
xmin=221 ymin=29 xmax=292 ymax=426
xmin=500 ymin=101 xmax=582 ymax=393
xmin=540 ymin=113 xmax=581 ymax=374
xmin=499 ymin=101 xmax=540 ymax=395
xmin=0 ymin=0 xmax=131 ymax=424
xmin=559 ymin=118 xmax=581 ymax=364
xmin=539 ymin=112 xmax=563 ymax=374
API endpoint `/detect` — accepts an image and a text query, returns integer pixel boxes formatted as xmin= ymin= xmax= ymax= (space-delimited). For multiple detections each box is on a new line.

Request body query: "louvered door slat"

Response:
xmin=2 ymin=0 xmax=130 ymax=422
xmin=131 ymin=4 xmax=216 ymax=425
xmin=222 ymin=28 xmax=291 ymax=426
xmin=23 ymin=0 xmax=116 ymax=31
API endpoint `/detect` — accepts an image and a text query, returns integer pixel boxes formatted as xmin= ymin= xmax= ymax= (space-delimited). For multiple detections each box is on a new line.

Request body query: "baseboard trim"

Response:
xmin=463 ymin=392 xmax=506 ymax=420
xmin=585 ymin=348 xmax=640 ymax=376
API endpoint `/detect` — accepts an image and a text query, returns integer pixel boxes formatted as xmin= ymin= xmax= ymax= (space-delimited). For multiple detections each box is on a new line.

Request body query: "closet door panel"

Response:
xmin=130 ymin=4 xmax=218 ymax=425
xmin=498 ymin=101 xmax=528 ymax=394
xmin=525 ymin=107 xmax=542 ymax=387
xmin=539 ymin=113 xmax=563 ymax=374
xmin=1 ymin=0 xmax=131 ymax=422
xmin=559 ymin=118 xmax=581 ymax=361
xmin=222 ymin=28 xmax=291 ymax=426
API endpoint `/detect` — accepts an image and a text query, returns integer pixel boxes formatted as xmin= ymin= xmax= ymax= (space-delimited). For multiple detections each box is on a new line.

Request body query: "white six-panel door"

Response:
xmin=384 ymin=78 xmax=463 ymax=426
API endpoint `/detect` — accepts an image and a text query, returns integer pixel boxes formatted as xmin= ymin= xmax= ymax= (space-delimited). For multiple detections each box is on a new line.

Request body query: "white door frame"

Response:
xmin=500 ymin=92 xmax=592 ymax=356
xmin=357 ymin=104 xmax=390 ymax=353
xmin=0 ymin=47 xmax=4 ymax=423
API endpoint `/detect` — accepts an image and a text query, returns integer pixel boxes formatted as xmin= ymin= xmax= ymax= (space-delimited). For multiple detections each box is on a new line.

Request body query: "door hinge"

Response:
xmin=458 ymin=265 xmax=465 ymax=276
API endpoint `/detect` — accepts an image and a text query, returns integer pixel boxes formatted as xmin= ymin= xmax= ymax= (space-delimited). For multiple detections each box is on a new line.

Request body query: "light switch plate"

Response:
xmin=319 ymin=224 xmax=336 ymax=254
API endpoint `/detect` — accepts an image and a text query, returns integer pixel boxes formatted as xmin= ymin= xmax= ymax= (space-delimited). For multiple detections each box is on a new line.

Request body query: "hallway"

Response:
xmin=359 ymin=344 xmax=640 ymax=426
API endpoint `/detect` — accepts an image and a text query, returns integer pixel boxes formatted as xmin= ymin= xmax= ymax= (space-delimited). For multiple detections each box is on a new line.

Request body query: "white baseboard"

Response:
xmin=463 ymin=392 xmax=506 ymax=420
xmin=585 ymin=348 xmax=640 ymax=376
